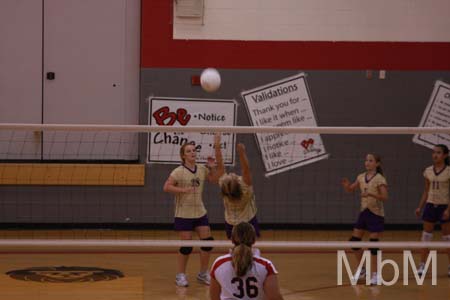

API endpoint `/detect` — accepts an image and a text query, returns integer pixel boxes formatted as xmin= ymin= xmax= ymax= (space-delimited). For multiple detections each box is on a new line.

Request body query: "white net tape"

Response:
xmin=0 ymin=240 xmax=447 ymax=249
xmin=1 ymin=123 xmax=450 ymax=134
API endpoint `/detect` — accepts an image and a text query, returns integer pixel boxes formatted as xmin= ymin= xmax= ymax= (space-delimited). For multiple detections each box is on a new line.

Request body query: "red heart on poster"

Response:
xmin=301 ymin=138 xmax=314 ymax=150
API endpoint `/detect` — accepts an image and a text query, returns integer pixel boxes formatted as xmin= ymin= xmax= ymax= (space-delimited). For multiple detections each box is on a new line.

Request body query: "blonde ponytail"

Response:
xmin=231 ymin=222 xmax=257 ymax=277
xmin=232 ymin=244 xmax=253 ymax=277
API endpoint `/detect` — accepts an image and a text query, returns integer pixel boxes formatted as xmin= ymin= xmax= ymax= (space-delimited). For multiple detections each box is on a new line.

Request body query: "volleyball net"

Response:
xmin=0 ymin=123 xmax=449 ymax=250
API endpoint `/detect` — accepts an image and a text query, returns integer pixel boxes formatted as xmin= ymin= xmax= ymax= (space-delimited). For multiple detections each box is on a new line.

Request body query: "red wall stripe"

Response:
xmin=141 ymin=0 xmax=450 ymax=70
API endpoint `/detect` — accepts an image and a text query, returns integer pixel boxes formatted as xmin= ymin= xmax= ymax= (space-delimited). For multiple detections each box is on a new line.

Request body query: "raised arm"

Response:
xmin=415 ymin=178 xmax=430 ymax=218
xmin=341 ymin=178 xmax=359 ymax=193
xmin=237 ymin=143 xmax=252 ymax=186
xmin=209 ymin=133 xmax=226 ymax=183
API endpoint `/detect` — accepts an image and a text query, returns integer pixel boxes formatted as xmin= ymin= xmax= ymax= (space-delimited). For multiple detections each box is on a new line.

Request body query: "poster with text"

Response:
xmin=147 ymin=97 xmax=237 ymax=164
xmin=241 ymin=73 xmax=328 ymax=176
xmin=413 ymin=80 xmax=450 ymax=149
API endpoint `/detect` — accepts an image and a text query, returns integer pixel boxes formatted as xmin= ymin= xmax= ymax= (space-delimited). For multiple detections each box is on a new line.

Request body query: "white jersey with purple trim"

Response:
xmin=424 ymin=165 xmax=450 ymax=205
xmin=210 ymin=253 xmax=278 ymax=300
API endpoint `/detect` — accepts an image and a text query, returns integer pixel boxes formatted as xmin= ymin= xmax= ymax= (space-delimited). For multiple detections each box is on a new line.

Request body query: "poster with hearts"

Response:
xmin=413 ymin=80 xmax=450 ymax=149
xmin=147 ymin=97 xmax=237 ymax=164
xmin=241 ymin=73 xmax=329 ymax=176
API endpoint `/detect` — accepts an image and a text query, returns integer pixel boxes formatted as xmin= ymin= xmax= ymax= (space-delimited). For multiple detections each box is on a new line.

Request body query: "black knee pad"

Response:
xmin=200 ymin=237 xmax=214 ymax=252
xmin=369 ymin=238 xmax=379 ymax=256
xmin=349 ymin=236 xmax=362 ymax=251
xmin=179 ymin=246 xmax=193 ymax=255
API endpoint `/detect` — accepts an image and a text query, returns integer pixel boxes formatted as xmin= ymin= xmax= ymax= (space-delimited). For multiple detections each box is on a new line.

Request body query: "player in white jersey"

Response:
xmin=210 ymin=222 xmax=283 ymax=300
xmin=342 ymin=153 xmax=388 ymax=285
xmin=415 ymin=144 xmax=450 ymax=277
xmin=163 ymin=142 xmax=216 ymax=287
xmin=212 ymin=134 xmax=260 ymax=239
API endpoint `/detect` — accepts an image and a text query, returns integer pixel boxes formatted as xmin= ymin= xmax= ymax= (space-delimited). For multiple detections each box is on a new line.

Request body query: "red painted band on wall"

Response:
xmin=141 ymin=0 xmax=450 ymax=70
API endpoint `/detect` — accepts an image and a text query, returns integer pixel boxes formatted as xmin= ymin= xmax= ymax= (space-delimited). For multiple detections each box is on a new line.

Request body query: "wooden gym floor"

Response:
xmin=0 ymin=230 xmax=448 ymax=300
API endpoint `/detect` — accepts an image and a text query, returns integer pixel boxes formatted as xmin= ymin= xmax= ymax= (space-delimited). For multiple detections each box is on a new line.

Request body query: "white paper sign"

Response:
xmin=241 ymin=73 xmax=329 ymax=176
xmin=413 ymin=80 xmax=450 ymax=149
xmin=147 ymin=97 xmax=237 ymax=164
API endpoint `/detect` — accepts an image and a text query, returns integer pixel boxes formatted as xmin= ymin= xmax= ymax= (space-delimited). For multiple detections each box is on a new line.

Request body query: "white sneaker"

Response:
xmin=370 ymin=272 xmax=379 ymax=285
xmin=354 ymin=267 xmax=366 ymax=282
xmin=197 ymin=271 xmax=211 ymax=285
xmin=417 ymin=263 xmax=425 ymax=276
xmin=176 ymin=273 xmax=188 ymax=287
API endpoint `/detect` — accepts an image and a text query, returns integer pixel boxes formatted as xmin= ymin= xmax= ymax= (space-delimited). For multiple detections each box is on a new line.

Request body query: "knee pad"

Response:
xmin=349 ymin=236 xmax=362 ymax=251
xmin=421 ymin=231 xmax=433 ymax=242
xmin=179 ymin=247 xmax=193 ymax=255
xmin=369 ymin=238 xmax=379 ymax=256
xmin=442 ymin=234 xmax=450 ymax=242
xmin=200 ymin=237 xmax=214 ymax=252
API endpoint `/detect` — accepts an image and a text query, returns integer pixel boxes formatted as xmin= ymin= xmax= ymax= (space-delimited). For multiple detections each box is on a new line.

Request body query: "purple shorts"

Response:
xmin=225 ymin=216 xmax=261 ymax=239
xmin=354 ymin=209 xmax=384 ymax=233
xmin=422 ymin=203 xmax=450 ymax=224
xmin=174 ymin=214 xmax=210 ymax=231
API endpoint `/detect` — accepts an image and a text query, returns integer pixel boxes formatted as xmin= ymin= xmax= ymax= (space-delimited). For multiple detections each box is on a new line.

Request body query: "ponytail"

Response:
xmin=232 ymin=244 xmax=253 ymax=277
xmin=231 ymin=222 xmax=257 ymax=277
xmin=376 ymin=165 xmax=384 ymax=175
xmin=368 ymin=153 xmax=384 ymax=175
xmin=436 ymin=144 xmax=450 ymax=165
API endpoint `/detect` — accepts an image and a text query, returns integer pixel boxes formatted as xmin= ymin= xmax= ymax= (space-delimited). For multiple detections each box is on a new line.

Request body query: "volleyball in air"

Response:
xmin=200 ymin=68 xmax=221 ymax=92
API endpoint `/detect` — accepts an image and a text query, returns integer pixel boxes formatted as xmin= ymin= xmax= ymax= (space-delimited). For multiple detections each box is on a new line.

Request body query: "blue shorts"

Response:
xmin=422 ymin=203 xmax=449 ymax=224
xmin=354 ymin=209 xmax=384 ymax=233
xmin=225 ymin=216 xmax=261 ymax=239
xmin=174 ymin=214 xmax=210 ymax=231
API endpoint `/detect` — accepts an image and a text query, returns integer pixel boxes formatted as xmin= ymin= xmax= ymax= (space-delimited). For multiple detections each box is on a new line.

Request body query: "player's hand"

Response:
xmin=415 ymin=207 xmax=422 ymax=218
xmin=443 ymin=209 xmax=450 ymax=221
xmin=361 ymin=191 xmax=369 ymax=198
xmin=341 ymin=178 xmax=350 ymax=188
xmin=182 ymin=187 xmax=196 ymax=194
xmin=237 ymin=143 xmax=246 ymax=153
xmin=206 ymin=156 xmax=216 ymax=168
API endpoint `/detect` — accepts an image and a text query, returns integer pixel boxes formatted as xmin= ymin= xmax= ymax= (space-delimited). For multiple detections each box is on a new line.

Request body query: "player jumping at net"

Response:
xmin=415 ymin=144 xmax=450 ymax=277
xmin=341 ymin=153 xmax=389 ymax=285
xmin=163 ymin=141 xmax=216 ymax=287
xmin=212 ymin=133 xmax=260 ymax=241
xmin=210 ymin=222 xmax=284 ymax=300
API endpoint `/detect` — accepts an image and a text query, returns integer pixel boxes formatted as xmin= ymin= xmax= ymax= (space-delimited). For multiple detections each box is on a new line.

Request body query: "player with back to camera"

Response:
xmin=210 ymin=222 xmax=284 ymax=300
xmin=163 ymin=141 xmax=216 ymax=287
xmin=212 ymin=134 xmax=260 ymax=242
xmin=341 ymin=153 xmax=389 ymax=285
xmin=415 ymin=144 xmax=450 ymax=277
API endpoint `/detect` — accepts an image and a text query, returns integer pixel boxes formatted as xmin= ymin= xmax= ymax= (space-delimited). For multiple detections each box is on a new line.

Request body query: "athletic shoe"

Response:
xmin=370 ymin=272 xmax=379 ymax=285
xmin=417 ymin=263 xmax=425 ymax=276
xmin=354 ymin=266 xmax=366 ymax=282
xmin=176 ymin=273 xmax=188 ymax=287
xmin=197 ymin=271 xmax=211 ymax=285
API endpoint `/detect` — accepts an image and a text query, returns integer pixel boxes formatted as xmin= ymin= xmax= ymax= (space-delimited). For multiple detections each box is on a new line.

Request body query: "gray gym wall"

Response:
xmin=1 ymin=69 xmax=450 ymax=226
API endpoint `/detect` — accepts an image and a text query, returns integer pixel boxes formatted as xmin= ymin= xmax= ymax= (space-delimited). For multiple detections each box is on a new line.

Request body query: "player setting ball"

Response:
xmin=201 ymin=68 xmax=221 ymax=93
